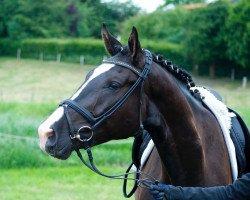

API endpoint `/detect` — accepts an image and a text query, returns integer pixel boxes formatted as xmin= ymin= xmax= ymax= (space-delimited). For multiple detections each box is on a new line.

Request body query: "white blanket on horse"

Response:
xmin=139 ymin=86 xmax=237 ymax=181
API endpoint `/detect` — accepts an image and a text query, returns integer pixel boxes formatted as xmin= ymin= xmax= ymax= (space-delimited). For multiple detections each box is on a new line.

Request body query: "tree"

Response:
xmin=0 ymin=0 xmax=140 ymax=39
xmin=121 ymin=8 xmax=187 ymax=43
xmin=225 ymin=0 xmax=250 ymax=68
xmin=182 ymin=1 xmax=230 ymax=78
xmin=0 ymin=0 xmax=69 ymax=39
xmin=0 ymin=0 xmax=19 ymax=38
xmin=81 ymin=0 xmax=140 ymax=38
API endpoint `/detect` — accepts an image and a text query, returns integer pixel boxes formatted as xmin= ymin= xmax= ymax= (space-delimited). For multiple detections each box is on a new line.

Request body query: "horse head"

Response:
xmin=38 ymin=24 xmax=152 ymax=160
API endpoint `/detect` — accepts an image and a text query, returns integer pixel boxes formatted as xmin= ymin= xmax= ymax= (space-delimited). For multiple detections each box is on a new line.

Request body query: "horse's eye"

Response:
xmin=109 ymin=81 xmax=121 ymax=90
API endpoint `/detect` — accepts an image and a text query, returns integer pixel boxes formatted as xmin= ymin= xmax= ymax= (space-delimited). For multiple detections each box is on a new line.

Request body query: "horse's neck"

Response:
xmin=147 ymin=65 xmax=205 ymax=185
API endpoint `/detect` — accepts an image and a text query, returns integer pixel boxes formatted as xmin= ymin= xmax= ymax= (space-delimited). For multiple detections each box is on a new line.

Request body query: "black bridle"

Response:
xmin=59 ymin=49 xmax=156 ymax=197
xmin=60 ymin=49 xmax=152 ymax=147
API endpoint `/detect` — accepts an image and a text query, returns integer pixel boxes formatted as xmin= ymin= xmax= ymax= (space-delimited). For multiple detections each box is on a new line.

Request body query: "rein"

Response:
xmin=75 ymin=146 xmax=158 ymax=196
xmin=59 ymin=49 xmax=157 ymax=197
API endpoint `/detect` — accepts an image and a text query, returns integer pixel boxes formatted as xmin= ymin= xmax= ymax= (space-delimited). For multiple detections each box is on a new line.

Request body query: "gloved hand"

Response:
xmin=148 ymin=183 xmax=169 ymax=200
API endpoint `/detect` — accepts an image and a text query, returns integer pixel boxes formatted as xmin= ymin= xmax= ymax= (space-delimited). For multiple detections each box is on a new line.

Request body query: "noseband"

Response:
xmin=59 ymin=49 xmax=155 ymax=197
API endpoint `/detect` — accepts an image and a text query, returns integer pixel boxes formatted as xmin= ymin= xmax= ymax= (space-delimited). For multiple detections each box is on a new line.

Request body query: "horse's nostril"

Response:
xmin=38 ymin=128 xmax=54 ymax=151
xmin=46 ymin=129 xmax=54 ymax=138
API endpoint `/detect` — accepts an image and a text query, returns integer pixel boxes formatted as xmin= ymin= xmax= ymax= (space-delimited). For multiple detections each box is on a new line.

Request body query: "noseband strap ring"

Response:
xmin=69 ymin=126 xmax=94 ymax=142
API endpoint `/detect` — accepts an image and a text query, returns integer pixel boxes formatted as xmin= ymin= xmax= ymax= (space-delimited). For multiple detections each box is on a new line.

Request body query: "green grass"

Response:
xmin=0 ymin=138 xmax=132 ymax=168
xmin=0 ymin=166 xmax=135 ymax=200
xmin=0 ymin=57 xmax=92 ymax=102
xmin=0 ymin=102 xmax=55 ymax=136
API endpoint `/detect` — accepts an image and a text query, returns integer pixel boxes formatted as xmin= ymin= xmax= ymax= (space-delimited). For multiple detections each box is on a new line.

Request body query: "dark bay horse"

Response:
xmin=38 ymin=25 xmax=232 ymax=200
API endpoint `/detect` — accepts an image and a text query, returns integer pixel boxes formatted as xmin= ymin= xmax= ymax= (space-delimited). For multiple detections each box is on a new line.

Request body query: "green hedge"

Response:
xmin=0 ymin=38 xmax=106 ymax=64
xmin=0 ymin=38 xmax=184 ymax=65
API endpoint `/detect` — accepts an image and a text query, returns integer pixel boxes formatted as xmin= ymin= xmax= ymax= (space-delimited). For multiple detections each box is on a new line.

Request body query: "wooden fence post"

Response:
xmin=242 ymin=77 xmax=247 ymax=88
xmin=39 ymin=52 xmax=44 ymax=61
xmin=231 ymin=68 xmax=235 ymax=81
xmin=80 ymin=55 xmax=85 ymax=65
xmin=56 ymin=53 xmax=61 ymax=62
xmin=194 ymin=64 xmax=199 ymax=75
xmin=209 ymin=64 xmax=215 ymax=79
xmin=17 ymin=48 xmax=21 ymax=59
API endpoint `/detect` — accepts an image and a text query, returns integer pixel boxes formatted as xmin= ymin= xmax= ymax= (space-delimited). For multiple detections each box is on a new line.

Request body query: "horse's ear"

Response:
xmin=102 ymin=23 xmax=122 ymax=56
xmin=128 ymin=27 xmax=144 ymax=66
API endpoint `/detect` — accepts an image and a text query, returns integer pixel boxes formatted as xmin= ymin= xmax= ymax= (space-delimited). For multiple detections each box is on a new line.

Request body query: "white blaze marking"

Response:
xmin=71 ymin=63 xmax=115 ymax=100
xmin=38 ymin=63 xmax=115 ymax=139
xmin=38 ymin=107 xmax=64 ymax=134
xmin=38 ymin=106 xmax=64 ymax=150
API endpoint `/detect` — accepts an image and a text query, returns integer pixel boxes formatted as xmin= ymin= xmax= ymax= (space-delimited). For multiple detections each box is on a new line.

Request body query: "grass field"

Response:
xmin=0 ymin=57 xmax=249 ymax=199
xmin=0 ymin=166 xmax=135 ymax=200
xmin=0 ymin=57 xmax=93 ymax=103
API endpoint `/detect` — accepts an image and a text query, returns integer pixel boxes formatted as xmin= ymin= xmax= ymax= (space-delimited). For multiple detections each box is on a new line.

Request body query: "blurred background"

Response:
xmin=0 ymin=0 xmax=249 ymax=199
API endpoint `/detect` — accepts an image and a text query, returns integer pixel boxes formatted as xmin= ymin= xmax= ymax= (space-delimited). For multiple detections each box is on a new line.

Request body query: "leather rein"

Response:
xmin=59 ymin=49 xmax=157 ymax=197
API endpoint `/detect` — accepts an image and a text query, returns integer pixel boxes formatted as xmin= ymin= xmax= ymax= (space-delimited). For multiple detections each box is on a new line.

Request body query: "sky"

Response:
xmin=128 ymin=0 xmax=165 ymax=12
xmin=103 ymin=0 xmax=165 ymax=13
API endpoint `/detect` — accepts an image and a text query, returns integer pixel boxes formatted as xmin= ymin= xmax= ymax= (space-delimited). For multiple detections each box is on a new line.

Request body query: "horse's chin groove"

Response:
xmin=46 ymin=145 xmax=72 ymax=160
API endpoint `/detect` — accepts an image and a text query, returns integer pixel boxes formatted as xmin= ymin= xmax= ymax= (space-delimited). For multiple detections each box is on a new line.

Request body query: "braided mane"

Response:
xmin=152 ymin=54 xmax=201 ymax=98
xmin=119 ymin=47 xmax=201 ymax=98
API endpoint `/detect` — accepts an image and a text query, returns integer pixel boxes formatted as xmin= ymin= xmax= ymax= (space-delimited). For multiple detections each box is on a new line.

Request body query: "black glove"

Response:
xmin=148 ymin=183 xmax=170 ymax=200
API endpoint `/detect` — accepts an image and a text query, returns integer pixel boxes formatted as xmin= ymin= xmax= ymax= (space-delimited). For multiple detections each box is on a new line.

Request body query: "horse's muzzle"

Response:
xmin=38 ymin=126 xmax=53 ymax=152
xmin=38 ymin=122 xmax=73 ymax=160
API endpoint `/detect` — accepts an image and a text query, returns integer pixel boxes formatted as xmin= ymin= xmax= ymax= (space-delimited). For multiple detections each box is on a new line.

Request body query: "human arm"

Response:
xmin=149 ymin=173 xmax=250 ymax=200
